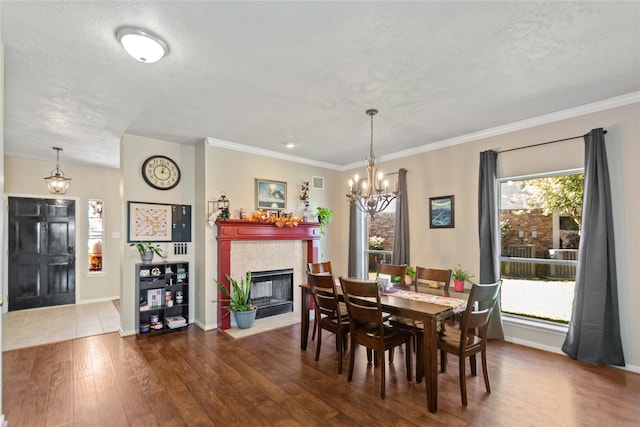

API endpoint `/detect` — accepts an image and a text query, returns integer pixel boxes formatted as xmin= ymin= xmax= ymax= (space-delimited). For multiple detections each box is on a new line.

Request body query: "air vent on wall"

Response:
xmin=312 ymin=176 xmax=324 ymax=190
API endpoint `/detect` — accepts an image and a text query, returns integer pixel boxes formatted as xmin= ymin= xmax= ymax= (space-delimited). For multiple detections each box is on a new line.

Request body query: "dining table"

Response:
xmin=299 ymin=281 xmax=467 ymax=413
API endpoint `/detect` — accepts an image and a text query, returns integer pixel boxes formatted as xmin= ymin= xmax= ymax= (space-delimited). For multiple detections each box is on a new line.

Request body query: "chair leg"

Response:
xmin=367 ymin=348 xmax=373 ymax=364
xmin=470 ymin=354 xmax=477 ymax=376
xmin=389 ymin=348 xmax=394 ymax=363
xmin=311 ymin=319 xmax=316 ymax=341
xmin=440 ymin=350 xmax=448 ymax=373
xmin=380 ymin=349 xmax=386 ymax=399
xmin=481 ymin=349 xmax=491 ymax=393
xmin=405 ymin=341 xmax=413 ymax=382
xmin=348 ymin=339 xmax=356 ymax=382
xmin=315 ymin=325 xmax=322 ymax=362
xmin=459 ymin=355 xmax=468 ymax=406
xmin=337 ymin=332 xmax=343 ymax=375
xmin=415 ymin=334 xmax=424 ymax=383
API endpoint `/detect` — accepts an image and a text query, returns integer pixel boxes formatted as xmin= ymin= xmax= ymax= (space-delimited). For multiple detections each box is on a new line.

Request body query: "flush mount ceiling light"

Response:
xmin=44 ymin=147 xmax=71 ymax=194
xmin=116 ymin=27 xmax=169 ymax=63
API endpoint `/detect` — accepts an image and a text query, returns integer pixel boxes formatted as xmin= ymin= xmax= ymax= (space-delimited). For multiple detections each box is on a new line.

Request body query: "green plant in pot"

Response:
xmin=316 ymin=206 xmax=333 ymax=236
xmin=451 ymin=264 xmax=474 ymax=292
xmin=130 ymin=241 xmax=165 ymax=263
xmin=215 ymin=271 xmax=257 ymax=329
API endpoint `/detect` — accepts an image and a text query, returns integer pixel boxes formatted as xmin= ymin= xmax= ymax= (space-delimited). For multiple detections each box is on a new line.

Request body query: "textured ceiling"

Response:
xmin=1 ymin=1 xmax=639 ymax=170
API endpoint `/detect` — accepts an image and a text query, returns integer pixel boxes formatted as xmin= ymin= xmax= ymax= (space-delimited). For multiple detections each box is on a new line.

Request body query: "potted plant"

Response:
xmin=451 ymin=264 xmax=474 ymax=292
xmin=130 ymin=241 xmax=165 ymax=263
xmin=316 ymin=206 xmax=333 ymax=236
xmin=405 ymin=265 xmax=416 ymax=286
xmin=215 ymin=271 xmax=257 ymax=329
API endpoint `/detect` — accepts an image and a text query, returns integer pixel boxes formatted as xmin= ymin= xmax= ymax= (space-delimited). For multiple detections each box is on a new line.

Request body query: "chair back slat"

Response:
xmin=414 ymin=266 xmax=452 ymax=295
xmin=307 ymin=272 xmax=342 ymax=319
xmin=377 ymin=263 xmax=408 ymax=290
xmin=460 ymin=281 xmax=501 ymax=336
xmin=339 ymin=277 xmax=383 ymax=329
xmin=307 ymin=261 xmax=332 ymax=274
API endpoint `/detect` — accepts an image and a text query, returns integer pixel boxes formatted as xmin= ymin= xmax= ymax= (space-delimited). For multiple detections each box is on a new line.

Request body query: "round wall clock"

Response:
xmin=142 ymin=155 xmax=181 ymax=190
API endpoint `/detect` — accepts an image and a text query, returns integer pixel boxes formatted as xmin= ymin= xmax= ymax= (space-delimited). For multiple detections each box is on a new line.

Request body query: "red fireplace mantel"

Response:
xmin=216 ymin=219 xmax=321 ymax=329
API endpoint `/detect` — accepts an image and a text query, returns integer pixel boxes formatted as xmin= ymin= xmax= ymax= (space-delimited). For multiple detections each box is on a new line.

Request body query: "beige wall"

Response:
xmin=4 ymin=156 xmax=121 ymax=304
xmin=335 ymin=102 xmax=640 ymax=371
xmin=199 ymin=142 xmax=337 ymax=329
xmin=119 ymin=134 xmax=196 ymax=335
xmin=2 ymin=101 xmax=638 ymax=371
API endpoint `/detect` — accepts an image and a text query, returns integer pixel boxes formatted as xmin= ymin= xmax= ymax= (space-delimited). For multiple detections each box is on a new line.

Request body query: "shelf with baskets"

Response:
xmin=135 ymin=261 xmax=189 ymax=336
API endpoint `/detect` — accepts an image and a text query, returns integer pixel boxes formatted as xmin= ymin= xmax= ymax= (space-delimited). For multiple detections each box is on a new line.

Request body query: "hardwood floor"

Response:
xmin=3 ymin=324 xmax=639 ymax=426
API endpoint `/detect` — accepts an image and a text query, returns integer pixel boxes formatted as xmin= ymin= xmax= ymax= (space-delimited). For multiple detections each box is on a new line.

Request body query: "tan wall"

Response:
xmin=335 ymin=102 xmax=640 ymax=369
xmin=4 ymin=156 xmax=121 ymax=304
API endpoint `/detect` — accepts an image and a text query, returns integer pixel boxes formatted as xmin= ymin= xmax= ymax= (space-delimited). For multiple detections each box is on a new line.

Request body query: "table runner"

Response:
xmin=382 ymin=289 xmax=467 ymax=314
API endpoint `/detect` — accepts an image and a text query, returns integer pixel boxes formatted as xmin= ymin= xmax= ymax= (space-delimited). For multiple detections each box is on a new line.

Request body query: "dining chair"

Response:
xmin=413 ymin=266 xmax=452 ymax=296
xmin=306 ymin=261 xmax=333 ymax=341
xmin=307 ymin=271 xmax=350 ymax=374
xmin=377 ymin=263 xmax=409 ymax=290
xmin=339 ymin=276 xmax=414 ymax=399
xmin=307 ymin=261 xmax=332 ymax=274
xmin=437 ymin=280 xmax=502 ymax=406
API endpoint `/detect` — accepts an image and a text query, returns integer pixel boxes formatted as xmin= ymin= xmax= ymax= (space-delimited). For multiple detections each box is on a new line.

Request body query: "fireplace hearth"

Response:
xmin=250 ymin=268 xmax=294 ymax=319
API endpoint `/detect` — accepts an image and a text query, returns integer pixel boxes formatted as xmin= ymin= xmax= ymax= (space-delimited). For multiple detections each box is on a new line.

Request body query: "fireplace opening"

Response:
xmin=250 ymin=268 xmax=294 ymax=319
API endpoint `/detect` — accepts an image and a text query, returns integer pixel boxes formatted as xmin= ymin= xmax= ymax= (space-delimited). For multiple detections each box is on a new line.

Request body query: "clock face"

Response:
xmin=142 ymin=155 xmax=181 ymax=190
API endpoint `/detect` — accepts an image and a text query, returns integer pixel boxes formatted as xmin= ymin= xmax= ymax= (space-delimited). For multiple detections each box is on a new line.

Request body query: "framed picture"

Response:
xmin=255 ymin=178 xmax=287 ymax=210
xmin=266 ymin=210 xmax=280 ymax=218
xmin=128 ymin=201 xmax=173 ymax=242
xmin=429 ymin=195 xmax=455 ymax=229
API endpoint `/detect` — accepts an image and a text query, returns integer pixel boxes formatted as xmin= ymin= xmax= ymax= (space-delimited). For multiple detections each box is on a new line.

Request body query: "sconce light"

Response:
xmin=208 ymin=191 xmax=230 ymax=228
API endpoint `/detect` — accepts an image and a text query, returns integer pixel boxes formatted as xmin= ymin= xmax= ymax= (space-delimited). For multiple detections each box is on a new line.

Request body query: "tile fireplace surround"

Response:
xmin=215 ymin=219 xmax=321 ymax=330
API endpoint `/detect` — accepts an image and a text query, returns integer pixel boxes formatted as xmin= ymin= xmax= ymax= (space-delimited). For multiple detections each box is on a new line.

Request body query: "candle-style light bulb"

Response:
xmin=384 ymin=180 xmax=389 ymax=193
xmin=349 ymin=179 xmax=353 ymax=192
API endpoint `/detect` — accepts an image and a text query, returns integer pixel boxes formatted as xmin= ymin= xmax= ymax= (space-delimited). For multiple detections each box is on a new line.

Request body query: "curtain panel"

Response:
xmin=562 ymin=128 xmax=625 ymax=366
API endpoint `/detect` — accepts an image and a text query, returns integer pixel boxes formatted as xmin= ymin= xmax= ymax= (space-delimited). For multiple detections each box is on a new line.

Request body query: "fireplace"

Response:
xmin=216 ymin=219 xmax=320 ymax=330
xmin=250 ymin=268 xmax=294 ymax=319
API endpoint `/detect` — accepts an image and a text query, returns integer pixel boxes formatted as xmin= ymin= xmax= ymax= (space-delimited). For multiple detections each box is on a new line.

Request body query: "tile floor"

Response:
xmin=2 ymin=300 xmax=120 ymax=351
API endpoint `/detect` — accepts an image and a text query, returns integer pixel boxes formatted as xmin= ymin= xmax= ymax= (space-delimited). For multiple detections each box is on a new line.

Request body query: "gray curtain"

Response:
xmin=348 ymin=202 xmax=365 ymax=278
xmin=478 ymin=150 xmax=504 ymax=340
xmin=392 ymin=168 xmax=410 ymax=265
xmin=562 ymin=128 xmax=625 ymax=366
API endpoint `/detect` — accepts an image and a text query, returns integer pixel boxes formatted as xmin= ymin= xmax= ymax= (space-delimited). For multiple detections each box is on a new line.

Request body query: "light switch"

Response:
xmin=518 ymin=231 xmax=524 ymax=238
xmin=531 ymin=231 xmax=537 ymax=238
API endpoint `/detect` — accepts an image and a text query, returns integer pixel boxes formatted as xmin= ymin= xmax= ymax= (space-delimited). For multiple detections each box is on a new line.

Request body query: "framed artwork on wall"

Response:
xmin=128 ymin=202 xmax=173 ymax=242
xmin=429 ymin=195 xmax=455 ymax=229
xmin=255 ymin=178 xmax=287 ymax=211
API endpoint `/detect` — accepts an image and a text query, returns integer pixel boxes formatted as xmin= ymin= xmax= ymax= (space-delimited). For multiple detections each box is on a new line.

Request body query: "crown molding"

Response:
xmin=209 ymin=92 xmax=640 ymax=171
xmin=205 ymin=137 xmax=341 ymax=170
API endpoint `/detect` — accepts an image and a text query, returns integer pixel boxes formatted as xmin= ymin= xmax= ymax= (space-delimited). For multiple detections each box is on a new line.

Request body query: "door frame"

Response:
xmin=4 ymin=193 xmax=80 ymax=313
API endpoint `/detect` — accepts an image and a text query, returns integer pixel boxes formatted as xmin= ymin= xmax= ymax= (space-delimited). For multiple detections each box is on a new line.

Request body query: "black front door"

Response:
xmin=8 ymin=197 xmax=76 ymax=311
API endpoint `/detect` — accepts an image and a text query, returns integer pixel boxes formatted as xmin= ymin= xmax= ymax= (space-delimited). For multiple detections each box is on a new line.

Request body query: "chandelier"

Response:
xmin=346 ymin=109 xmax=397 ymax=220
xmin=44 ymin=147 xmax=71 ymax=194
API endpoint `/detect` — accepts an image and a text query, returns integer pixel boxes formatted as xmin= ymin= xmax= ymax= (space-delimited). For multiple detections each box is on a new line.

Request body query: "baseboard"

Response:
xmin=193 ymin=319 xmax=217 ymax=331
xmin=77 ymin=296 xmax=120 ymax=305
xmin=119 ymin=327 xmax=136 ymax=337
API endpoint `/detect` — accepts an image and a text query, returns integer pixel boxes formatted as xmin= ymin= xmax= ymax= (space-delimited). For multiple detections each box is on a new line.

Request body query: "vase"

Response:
xmin=454 ymin=279 xmax=465 ymax=292
xmin=234 ymin=308 xmax=257 ymax=329
xmin=141 ymin=251 xmax=154 ymax=264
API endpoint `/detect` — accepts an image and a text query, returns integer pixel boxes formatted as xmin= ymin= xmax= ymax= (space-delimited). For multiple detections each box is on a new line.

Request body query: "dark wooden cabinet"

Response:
xmin=135 ymin=261 xmax=189 ymax=336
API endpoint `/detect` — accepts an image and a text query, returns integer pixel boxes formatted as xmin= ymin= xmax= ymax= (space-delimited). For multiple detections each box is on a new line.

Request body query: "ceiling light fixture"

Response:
xmin=116 ymin=27 xmax=169 ymax=63
xmin=346 ymin=109 xmax=397 ymax=221
xmin=44 ymin=147 xmax=71 ymax=194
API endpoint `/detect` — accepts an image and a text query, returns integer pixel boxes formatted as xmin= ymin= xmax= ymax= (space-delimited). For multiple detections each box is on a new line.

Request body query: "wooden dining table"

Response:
xmin=300 ymin=281 xmax=460 ymax=413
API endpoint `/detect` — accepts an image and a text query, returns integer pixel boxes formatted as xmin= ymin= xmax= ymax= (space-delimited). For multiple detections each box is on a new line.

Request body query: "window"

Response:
xmin=365 ymin=198 xmax=396 ymax=279
xmin=499 ymin=171 xmax=583 ymax=323
xmin=88 ymin=200 xmax=103 ymax=272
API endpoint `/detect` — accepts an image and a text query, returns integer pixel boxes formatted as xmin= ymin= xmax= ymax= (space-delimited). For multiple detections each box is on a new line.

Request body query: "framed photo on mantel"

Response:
xmin=429 ymin=195 xmax=454 ymax=229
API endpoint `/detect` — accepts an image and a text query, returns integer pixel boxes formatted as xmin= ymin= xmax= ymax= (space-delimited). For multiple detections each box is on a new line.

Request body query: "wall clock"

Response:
xmin=142 ymin=155 xmax=181 ymax=190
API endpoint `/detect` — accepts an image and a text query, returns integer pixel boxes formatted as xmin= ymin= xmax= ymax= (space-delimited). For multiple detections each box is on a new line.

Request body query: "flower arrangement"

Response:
xmin=245 ymin=210 xmax=300 ymax=227
xmin=299 ymin=181 xmax=310 ymax=212
xmin=369 ymin=236 xmax=385 ymax=250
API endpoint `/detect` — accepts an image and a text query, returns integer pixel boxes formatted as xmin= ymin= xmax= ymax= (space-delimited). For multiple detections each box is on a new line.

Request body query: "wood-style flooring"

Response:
xmin=3 ymin=324 xmax=639 ymax=426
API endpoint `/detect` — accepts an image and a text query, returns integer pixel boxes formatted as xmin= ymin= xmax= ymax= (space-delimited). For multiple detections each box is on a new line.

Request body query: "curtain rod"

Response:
xmin=498 ymin=130 xmax=607 ymax=154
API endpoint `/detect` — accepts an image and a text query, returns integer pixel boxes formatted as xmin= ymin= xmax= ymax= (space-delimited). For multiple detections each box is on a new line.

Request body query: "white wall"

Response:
xmin=119 ymin=134 xmax=196 ymax=335
xmin=3 ymin=156 xmax=121 ymax=304
xmin=334 ymin=102 xmax=640 ymax=371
